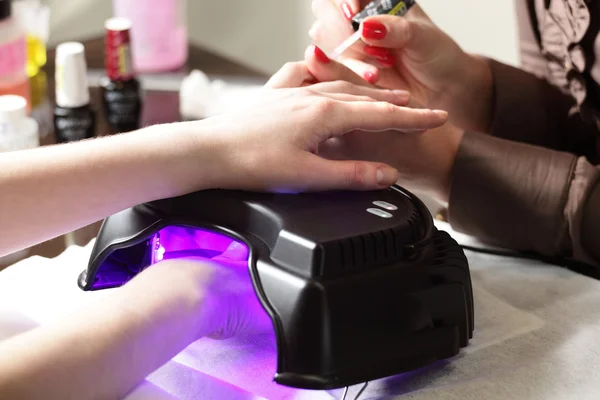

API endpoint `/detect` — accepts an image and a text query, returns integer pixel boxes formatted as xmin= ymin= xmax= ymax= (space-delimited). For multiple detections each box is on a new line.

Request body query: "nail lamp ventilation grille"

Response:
xmin=79 ymin=185 xmax=474 ymax=390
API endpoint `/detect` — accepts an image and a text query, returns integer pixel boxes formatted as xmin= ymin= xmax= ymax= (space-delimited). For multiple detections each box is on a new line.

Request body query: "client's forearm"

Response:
xmin=0 ymin=260 xmax=217 ymax=400
xmin=0 ymin=121 xmax=217 ymax=257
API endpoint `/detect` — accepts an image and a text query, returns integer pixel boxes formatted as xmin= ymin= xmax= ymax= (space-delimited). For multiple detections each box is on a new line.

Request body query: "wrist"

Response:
xmin=445 ymin=53 xmax=494 ymax=133
xmin=432 ymin=125 xmax=464 ymax=204
xmin=130 ymin=259 xmax=222 ymax=339
xmin=143 ymin=120 xmax=226 ymax=197
xmin=399 ymin=124 xmax=464 ymax=204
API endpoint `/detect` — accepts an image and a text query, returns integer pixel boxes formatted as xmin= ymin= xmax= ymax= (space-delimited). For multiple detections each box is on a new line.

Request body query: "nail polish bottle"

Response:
xmin=0 ymin=0 xmax=30 ymax=111
xmin=112 ymin=0 xmax=188 ymax=73
xmin=53 ymin=41 xmax=96 ymax=143
xmin=100 ymin=17 xmax=142 ymax=133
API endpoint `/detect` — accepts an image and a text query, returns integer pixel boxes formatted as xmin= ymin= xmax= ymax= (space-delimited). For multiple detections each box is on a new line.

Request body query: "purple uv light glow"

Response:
xmin=152 ymin=226 xmax=249 ymax=263
xmin=91 ymin=225 xmax=250 ymax=289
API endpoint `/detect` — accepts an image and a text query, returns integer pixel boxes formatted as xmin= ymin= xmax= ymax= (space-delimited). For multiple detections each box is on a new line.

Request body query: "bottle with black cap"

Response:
xmin=53 ymin=41 xmax=96 ymax=143
xmin=100 ymin=17 xmax=142 ymax=133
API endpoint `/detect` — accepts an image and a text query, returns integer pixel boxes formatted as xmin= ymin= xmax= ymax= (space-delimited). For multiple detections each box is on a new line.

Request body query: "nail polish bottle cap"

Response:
xmin=55 ymin=41 xmax=90 ymax=108
xmin=0 ymin=95 xmax=26 ymax=124
xmin=104 ymin=17 xmax=136 ymax=81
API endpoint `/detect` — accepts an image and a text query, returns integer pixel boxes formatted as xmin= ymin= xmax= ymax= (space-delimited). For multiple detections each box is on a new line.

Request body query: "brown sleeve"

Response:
xmin=483 ymin=0 xmax=597 ymax=158
xmin=447 ymin=131 xmax=600 ymax=266
xmin=444 ymin=0 xmax=600 ymax=265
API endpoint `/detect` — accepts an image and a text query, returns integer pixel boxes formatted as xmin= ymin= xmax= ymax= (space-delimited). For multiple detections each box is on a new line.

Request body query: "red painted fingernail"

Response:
xmin=313 ymin=45 xmax=331 ymax=64
xmin=341 ymin=2 xmax=354 ymax=20
xmin=364 ymin=71 xmax=377 ymax=84
xmin=362 ymin=20 xmax=387 ymax=40
xmin=364 ymin=45 xmax=391 ymax=59
xmin=377 ymin=54 xmax=396 ymax=67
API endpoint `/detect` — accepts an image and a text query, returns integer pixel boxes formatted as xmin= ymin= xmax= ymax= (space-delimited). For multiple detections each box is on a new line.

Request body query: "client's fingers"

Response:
xmin=311 ymin=80 xmax=410 ymax=105
xmin=213 ymin=241 xmax=249 ymax=262
xmin=329 ymin=101 xmax=448 ymax=133
xmin=265 ymin=61 xmax=315 ymax=89
xmin=312 ymin=0 xmax=354 ymax=36
xmin=330 ymin=0 xmax=360 ymax=21
xmin=309 ymin=20 xmax=364 ymax=60
xmin=305 ymin=45 xmax=379 ymax=85
xmin=298 ymin=154 xmax=399 ymax=191
xmin=279 ymin=156 xmax=395 ymax=191
xmin=338 ymin=56 xmax=383 ymax=85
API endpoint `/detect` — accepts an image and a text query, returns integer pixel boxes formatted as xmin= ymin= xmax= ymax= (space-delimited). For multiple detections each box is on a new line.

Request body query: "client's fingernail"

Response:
xmin=364 ymin=71 xmax=378 ymax=84
xmin=313 ymin=45 xmax=331 ymax=64
xmin=377 ymin=167 xmax=398 ymax=185
xmin=433 ymin=110 xmax=448 ymax=118
xmin=364 ymin=45 xmax=391 ymax=58
xmin=341 ymin=2 xmax=354 ymax=20
xmin=362 ymin=20 xmax=387 ymax=40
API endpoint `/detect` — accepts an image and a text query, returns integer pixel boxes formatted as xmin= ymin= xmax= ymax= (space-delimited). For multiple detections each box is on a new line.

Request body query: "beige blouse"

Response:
xmin=446 ymin=0 xmax=600 ymax=265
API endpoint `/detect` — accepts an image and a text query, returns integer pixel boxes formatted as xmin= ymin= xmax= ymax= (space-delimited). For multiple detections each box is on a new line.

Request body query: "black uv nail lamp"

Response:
xmin=79 ymin=185 xmax=474 ymax=390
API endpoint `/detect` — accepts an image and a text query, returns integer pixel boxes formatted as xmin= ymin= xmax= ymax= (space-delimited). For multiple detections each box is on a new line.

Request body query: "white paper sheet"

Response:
xmin=2 ymin=222 xmax=600 ymax=400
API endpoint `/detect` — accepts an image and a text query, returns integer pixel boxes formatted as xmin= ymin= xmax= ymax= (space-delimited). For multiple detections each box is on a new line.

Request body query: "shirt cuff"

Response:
xmin=571 ymin=158 xmax=600 ymax=265
xmin=447 ymin=131 xmax=576 ymax=257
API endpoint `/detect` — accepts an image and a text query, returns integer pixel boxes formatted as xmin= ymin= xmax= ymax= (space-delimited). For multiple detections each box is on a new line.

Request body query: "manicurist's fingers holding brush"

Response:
xmin=310 ymin=0 xmax=494 ymax=133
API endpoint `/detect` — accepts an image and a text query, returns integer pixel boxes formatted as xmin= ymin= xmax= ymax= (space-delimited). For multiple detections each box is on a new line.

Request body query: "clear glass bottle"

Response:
xmin=0 ymin=94 xmax=39 ymax=152
xmin=112 ymin=0 xmax=188 ymax=73
xmin=12 ymin=0 xmax=50 ymax=78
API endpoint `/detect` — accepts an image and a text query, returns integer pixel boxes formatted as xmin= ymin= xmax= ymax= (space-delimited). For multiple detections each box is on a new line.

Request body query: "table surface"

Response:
xmin=0 ymin=38 xmax=266 ymax=269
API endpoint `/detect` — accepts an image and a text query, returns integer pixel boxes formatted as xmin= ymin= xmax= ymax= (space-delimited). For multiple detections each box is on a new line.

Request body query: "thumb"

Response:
xmin=301 ymin=155 xmax=399 ymax=191
xmin=265 ymin=61 xmax=316 ymax=89
xmin=212 ymin=241 xmax=249 ymax=263
xmin=305 ymin=44 xmax=380 ymax=85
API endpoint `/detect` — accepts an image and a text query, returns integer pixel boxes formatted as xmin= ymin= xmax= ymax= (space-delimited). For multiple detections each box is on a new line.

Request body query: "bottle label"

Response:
xmin=105 ymin=28 xmax=135 ymax=80
xmin=0 ymin=122 xmax=39 ymax=151
xmin=54 ymin=115 xmax=95 ymax=142
xmin=351 ymin=0 xmax=416 ymax=30
xmin=103 ymin=87 xmax=141 ymax=131
xmin=0 ymin=37 xmax=26 ymax=76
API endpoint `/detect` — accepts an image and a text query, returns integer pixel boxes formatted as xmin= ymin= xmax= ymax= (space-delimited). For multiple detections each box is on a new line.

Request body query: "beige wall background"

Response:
xmin=46 ymin=0 xmax=520 ymax=75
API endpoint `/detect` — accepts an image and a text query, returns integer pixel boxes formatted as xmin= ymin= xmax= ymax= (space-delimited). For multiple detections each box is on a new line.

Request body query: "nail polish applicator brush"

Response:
xmin=330 ymin=0 xmax=417 ymax=60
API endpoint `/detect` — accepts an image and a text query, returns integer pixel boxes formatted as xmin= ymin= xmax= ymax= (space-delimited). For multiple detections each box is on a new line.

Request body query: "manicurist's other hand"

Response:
xmin=309 ymin=0 xmax=494 ymax=133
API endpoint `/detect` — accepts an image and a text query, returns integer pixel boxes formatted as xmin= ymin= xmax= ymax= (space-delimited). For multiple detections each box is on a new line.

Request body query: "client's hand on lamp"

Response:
xmin=0 ymin=75 xmax=448 ymax=400
xmin=266 ymin=46 xmax=464 ymax=203
xmin=0 ymin=81 xmax=447 ymax=258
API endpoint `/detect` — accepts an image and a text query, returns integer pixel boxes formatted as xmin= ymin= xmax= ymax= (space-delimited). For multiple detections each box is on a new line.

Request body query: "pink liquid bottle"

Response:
xmin=0 ymin=0 xmax=30 ymax=112
xmin=111 ymin=0 xmax=188 ymax=73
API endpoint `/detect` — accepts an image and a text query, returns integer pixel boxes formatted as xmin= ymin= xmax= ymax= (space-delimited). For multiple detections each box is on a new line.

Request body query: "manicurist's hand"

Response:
xmin=309 ymin=0 xmax=494 ymax=133
xmin=267 ymin=49 xmax=463 ymax=203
